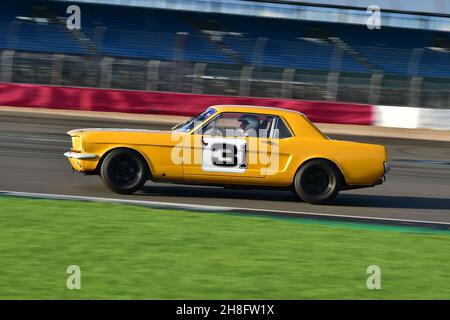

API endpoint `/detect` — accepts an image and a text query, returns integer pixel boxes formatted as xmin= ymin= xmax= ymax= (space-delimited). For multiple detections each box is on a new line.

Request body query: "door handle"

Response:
xmin=261 ymin=140 xmax=277 ymax=146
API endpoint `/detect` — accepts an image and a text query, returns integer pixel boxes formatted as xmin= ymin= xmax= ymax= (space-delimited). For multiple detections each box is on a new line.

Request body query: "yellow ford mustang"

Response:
xmin=64 ymin=105 xmax=389 ymax=204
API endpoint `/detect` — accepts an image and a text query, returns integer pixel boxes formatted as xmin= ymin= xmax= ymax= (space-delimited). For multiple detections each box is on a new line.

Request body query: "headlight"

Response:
xmin=71 ymin=135 xmax=83 ymax=152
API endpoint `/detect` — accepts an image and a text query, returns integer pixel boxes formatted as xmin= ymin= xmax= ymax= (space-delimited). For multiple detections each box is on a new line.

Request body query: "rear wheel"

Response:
xmin=294 ymin=159 xmax=341 ymax=204
xmin=100 ymin=149 xmax=148 ymax=194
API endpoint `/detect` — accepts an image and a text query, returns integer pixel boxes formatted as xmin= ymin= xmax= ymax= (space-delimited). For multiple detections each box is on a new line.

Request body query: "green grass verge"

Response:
xmin=0 ymin=196 xmax=449 ymax=299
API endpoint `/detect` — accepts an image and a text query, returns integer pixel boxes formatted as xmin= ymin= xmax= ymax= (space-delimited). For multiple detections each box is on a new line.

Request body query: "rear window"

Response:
xmin=273 ymin=117 xmax=292 ymax=139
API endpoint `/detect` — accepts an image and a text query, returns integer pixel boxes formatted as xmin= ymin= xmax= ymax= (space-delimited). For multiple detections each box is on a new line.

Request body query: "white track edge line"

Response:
xmin=0 ymin=190 xmax=449 ymax=226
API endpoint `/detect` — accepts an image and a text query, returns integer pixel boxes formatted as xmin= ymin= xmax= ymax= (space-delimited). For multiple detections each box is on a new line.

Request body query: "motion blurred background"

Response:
xmin=1 ymin=0 xmax=450 ymax=111
xmin=0 ymin=1 xmax=449 ymax=300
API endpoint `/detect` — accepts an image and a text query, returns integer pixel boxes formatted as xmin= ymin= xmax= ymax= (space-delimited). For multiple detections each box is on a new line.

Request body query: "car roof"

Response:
xmin=209 ymin=105 xmax=304 ymax=117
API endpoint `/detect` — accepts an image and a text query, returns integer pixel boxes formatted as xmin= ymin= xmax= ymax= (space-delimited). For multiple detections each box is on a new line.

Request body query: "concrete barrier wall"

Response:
xmin=1 ymin=82 xmax=449 ymax=130
xmin=374 ymin=105 xmax=450 ymax=130
xmin=0 ymin=82 xmax=373 ymax=125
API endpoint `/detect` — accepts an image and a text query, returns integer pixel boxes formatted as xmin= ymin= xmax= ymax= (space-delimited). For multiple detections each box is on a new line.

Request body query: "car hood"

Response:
xmin=67 ymin=128 xmax=172 ymax=136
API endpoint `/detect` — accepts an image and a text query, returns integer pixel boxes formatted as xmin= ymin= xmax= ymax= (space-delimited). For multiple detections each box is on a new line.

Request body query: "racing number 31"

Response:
xmin=202 ymin=137 xmax=247 ymax=173
xmin=212 ymin=143 xmax=238 ymax=167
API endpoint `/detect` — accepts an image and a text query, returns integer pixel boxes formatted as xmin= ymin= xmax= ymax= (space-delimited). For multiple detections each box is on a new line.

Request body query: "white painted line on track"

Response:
xmin=1 ymin=190 xmax=449 ymax=227
xmin=0 ymin=190 xmax=231 ymax=211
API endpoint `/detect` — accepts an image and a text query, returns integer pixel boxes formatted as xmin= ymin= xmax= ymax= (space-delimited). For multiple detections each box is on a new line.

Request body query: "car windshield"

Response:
xmin=172 ymin=108 xmax=217 ymax=132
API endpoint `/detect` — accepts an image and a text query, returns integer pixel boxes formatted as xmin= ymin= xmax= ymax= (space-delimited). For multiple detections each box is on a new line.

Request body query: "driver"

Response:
xmin=237 ymin=115 xmax=260 ymax=137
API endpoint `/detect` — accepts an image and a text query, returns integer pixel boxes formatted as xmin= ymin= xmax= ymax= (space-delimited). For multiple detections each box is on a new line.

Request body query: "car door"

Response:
xmin=182 ymin=112 xmax=276 ymax=182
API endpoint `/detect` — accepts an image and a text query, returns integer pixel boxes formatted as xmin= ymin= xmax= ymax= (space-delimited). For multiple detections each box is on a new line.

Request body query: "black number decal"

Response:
xmin=211 ymin=143 xmax=238 ymax=167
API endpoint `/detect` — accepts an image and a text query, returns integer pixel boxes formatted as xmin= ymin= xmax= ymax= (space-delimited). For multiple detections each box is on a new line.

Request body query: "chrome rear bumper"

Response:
xmin=375 ymin=175 xmax=386 ymax=185
xmin=384 ymin=161 xmax=392 ymax=174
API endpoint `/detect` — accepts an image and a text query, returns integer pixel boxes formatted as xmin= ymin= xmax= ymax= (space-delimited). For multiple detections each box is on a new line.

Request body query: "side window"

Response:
xmin=201 ymin=113 xmax=244 ymax=136
xmin=200 ymin=113 xmax=274 ymax=138
xmin=273 ymin=117 xmax=292 ymax=139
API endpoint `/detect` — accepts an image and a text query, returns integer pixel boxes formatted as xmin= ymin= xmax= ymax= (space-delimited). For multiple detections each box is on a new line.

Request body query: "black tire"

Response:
xmin=293 ymin=159 xmax=341 ymax=204
xmin=100 ymin=149 xmax=148 ymax=194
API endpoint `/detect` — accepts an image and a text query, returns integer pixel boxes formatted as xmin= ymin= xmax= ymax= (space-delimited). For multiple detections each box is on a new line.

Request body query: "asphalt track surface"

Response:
xmin=0 ymin=110 xmax=449 ymax=225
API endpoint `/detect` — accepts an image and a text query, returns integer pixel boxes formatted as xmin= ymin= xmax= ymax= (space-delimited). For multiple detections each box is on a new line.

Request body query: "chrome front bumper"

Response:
xmin=64 ymin=151 xmax=97 ymax=159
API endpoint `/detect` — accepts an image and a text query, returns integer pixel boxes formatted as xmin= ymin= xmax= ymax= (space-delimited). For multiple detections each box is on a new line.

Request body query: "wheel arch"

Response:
xmin=294 ymin=157 xmax=347 ymax=186
xmin=95 ymin=147 xmax=153 ymax=179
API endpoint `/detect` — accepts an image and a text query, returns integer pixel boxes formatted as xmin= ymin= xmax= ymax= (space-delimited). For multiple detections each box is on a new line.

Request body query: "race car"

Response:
xmin=64 ymin=105 xmax=390 ymax=204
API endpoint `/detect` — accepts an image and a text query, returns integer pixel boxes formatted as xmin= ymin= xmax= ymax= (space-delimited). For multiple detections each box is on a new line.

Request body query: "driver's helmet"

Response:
xmin=238 ymin=115 xmax=260 ymax=133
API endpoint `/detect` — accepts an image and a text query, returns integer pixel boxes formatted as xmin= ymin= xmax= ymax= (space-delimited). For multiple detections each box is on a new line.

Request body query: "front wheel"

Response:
xmin=100 ymin=149 xmax=148 ymax=194
xmin=293 ymin=160 xmax=341 ymax=204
